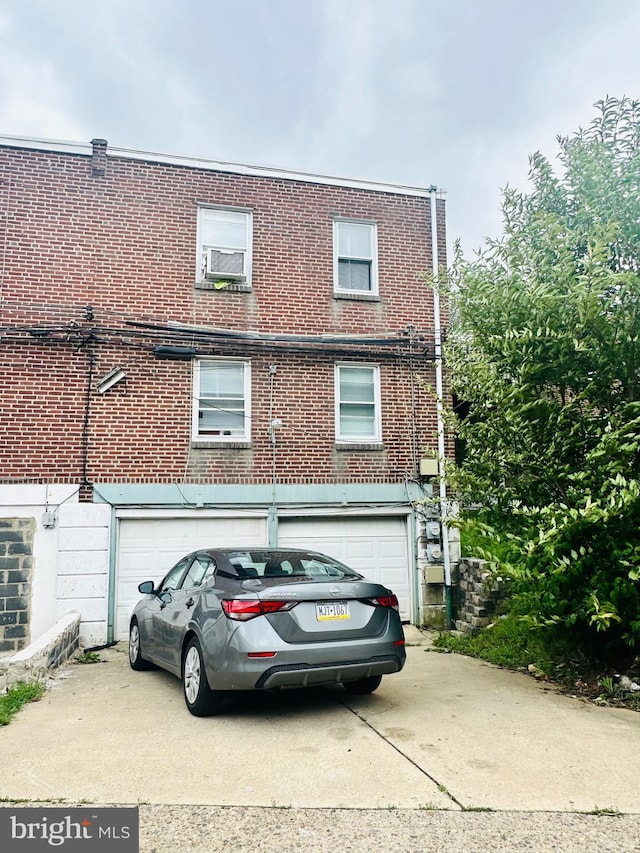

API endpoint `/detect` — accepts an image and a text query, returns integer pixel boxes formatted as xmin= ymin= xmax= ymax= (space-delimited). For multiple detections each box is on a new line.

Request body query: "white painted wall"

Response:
xmin=0 ymin=485 xmax=110 ymax=647
xmin=56 ymin=502 xmax=110 ymax=647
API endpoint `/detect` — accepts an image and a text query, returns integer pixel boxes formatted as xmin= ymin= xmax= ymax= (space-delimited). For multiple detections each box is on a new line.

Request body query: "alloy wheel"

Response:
xmin=129 ymin=623 xmax=140 ymax=664
xmin=184 ymin=645 xmax=201 ymax=705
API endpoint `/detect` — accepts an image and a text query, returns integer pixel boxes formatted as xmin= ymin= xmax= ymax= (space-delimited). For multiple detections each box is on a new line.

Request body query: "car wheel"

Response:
xmin=129 ymin=620 xmax=152 ymax=671
xmin=343 ymin=674 xmax=383 ymax=695
xmin=182 ymin=638 xmax=225 ymax=717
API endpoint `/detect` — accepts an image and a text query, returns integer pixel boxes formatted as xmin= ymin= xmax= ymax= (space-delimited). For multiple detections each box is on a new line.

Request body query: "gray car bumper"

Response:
xmin=254 ymin=653 xmax=405 ymax=689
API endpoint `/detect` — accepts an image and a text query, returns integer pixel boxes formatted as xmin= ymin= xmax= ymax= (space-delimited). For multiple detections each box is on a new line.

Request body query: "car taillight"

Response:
xmin=222 ymin=599 xmax=298 ymax=621
xmin=365 ymin=594 xmax=400 ymax=612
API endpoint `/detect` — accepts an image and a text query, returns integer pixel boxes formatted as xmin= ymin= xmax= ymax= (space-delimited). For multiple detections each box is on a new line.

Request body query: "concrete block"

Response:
xmin=59 ymin=503 xmax=111 ymax=528
xmin=59 ymin=527 xmax=109 ymax=551
xmin=420 ymin=604 xmax=448 ymax=630
xmin=422 ymin=583 xmax=445 ymax=606
xmin=1 ymin=612 xmax=80 ymax=690
xmin=57 ymin=551 xmax=109 ymax=575
xmin=56 ymin=574 xmax=108 ymax=599
xmin=55 ymin=597 xmax=107 ymax=623
xmin=79 ymin=621 xmax=109 ymax=647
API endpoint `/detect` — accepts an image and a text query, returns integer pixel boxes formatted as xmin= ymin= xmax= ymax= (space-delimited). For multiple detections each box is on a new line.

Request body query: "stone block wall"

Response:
xmin=0 ymin=518 xmax=34 ymax=653
xmin=0 ymin=612 xmax=80 ymax=690
xmin=456 ymin=557 xmax=509 ymax=634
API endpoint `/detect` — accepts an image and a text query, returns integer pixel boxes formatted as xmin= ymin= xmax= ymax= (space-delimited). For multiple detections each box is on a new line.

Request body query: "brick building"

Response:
xmin=0 ymin=135 xmax=452 ymax=648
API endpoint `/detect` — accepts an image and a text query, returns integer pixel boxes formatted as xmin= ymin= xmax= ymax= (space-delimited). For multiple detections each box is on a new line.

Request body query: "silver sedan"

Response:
xmin=128 ymin=548 xmax=406 ymax=716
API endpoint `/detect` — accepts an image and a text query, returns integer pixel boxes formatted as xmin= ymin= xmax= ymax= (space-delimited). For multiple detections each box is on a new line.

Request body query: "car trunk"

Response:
xmin=255 ymin=578 xmax=392 ymax=644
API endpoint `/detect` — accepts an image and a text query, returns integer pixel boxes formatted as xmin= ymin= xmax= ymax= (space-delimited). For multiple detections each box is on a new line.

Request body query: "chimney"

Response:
xmin=90 ymin=138 xmax=108 ymax=177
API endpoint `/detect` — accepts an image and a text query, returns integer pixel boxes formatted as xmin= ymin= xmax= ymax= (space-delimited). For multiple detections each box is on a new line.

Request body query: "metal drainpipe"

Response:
xmin=430 ymin=189 xmax=454 ymax=628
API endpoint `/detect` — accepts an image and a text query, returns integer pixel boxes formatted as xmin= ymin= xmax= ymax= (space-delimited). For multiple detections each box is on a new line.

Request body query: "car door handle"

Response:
xmin=185 ymin=597 xmax=195 ymax=609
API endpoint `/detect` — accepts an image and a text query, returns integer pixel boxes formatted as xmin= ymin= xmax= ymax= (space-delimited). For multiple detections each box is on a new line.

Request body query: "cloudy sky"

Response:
xmin=0 ymin=0 xmax=638 ymax=256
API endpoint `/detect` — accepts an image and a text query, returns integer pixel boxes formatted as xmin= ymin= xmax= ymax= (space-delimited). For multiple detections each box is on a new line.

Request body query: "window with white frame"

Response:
xmin=335 ymin=364 xmax=381 ymax=443
xmin=197 ymin=207 xmax=252 ymax=285
xmin=334 ymin=220 xmax=378 ymax=295
xmin=193 ymin=360 xmax=251 ymax=441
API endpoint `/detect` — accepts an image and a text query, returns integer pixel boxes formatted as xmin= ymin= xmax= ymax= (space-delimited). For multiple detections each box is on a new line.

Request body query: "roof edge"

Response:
xmin=0 ymin=133 xmax=440 ymax=199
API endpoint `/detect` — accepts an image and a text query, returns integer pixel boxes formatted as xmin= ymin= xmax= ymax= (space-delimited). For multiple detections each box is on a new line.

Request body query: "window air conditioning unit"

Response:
xmin=205 ymin=248 xmax=246 ymax=281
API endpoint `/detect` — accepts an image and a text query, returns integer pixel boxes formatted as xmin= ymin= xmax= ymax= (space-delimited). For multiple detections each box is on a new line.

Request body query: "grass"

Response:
xmin=0 ymin=797 xmax=63 ymax=804
xmin=433 ymin=614 xmax=558 ymax=673
xmin=433 ymin=614 xmax=640 ymax=710
xmin=74 ymin=650 xmax=102 ymax=665
xmin=461 ymin=806 xmax=494 ymax=812
xmin=433 ymin=613 xmax=590 ymax=685
xmin=581 ymin=807 xmax=624 ymax=817
xmin=0 ymin=680 xmax=46 ymax=726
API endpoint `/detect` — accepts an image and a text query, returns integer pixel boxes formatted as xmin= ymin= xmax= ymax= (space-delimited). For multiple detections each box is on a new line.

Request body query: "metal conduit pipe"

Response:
xmin=430 ymin=189 xmax=453 ymax=628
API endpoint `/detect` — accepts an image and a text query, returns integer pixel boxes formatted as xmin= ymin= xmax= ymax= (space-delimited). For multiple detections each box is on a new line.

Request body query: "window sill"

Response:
xmin=335 ymin=442 xmax=385 ymax=451
xmin=333 ymin=291 xmax=380 ymax=303
xmin=192 ymin=441 xmax=252 ymax=449
xmin=195 ymin=281 xmax=252 ymax=293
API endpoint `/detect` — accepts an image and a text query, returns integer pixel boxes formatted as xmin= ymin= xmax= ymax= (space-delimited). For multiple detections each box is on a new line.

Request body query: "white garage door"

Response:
xmin=115 ymin=514 xmax=267 ymax=639
xmin=277 ymin=515 xmax=412 ymax=621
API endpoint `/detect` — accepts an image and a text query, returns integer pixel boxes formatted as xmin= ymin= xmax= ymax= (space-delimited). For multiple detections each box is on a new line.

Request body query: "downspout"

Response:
xmin=430 ymin=189 xmax=453 ymax=627
xmin=267 ymin=363 xmax=279 ymax=547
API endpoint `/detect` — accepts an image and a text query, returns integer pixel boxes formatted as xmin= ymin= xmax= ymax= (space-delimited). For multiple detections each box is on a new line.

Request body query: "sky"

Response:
xmin=0 ymin=0 xmax=638 ymax=257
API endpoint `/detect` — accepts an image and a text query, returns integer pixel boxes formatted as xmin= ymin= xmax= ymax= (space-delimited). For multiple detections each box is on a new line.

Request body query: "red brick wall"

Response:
xmin=0 ymin=144 xmax=447 ymax=485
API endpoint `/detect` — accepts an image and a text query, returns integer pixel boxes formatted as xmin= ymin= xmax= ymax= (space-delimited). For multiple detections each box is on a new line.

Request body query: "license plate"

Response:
xmin=316 ymin=601 xmax=350 ymax=621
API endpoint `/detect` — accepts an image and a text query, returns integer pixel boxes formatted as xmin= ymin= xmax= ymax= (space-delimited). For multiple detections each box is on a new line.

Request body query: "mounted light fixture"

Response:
xmin=96 ymin=366 xmax=126 ymax=394
xmin=153 ymin=345 xmax=198 ymax=360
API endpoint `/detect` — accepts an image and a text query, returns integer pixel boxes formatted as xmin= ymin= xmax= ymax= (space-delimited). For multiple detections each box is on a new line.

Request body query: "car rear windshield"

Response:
xmin=220 ymin=550 xmax=362 ymax=581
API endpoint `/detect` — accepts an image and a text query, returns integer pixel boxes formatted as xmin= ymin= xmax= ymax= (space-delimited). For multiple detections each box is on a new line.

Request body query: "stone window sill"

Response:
xmin=333 ymin=291 xmax=380 ymax=303
xmin=335 ymin=443 xmax=385 ymax=451
xmin=191 ymin=441 xmax=252 ymax=449
xmin=195 ymin=281 xmax=252 ymax=293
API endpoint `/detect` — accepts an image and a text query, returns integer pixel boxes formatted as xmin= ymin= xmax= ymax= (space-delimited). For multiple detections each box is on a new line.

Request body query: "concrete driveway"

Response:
xmin=0 ymin=628 xmax=638 ymax=815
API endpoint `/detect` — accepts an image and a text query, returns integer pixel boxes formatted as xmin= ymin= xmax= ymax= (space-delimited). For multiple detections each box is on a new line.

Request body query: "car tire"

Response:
xmin=129 ymin=620 xmax=152 ymax=671
xmin=182 ymin=638 xmax=225 ymax=717
xmin=343 ymin=674 xmax=383 ymax=695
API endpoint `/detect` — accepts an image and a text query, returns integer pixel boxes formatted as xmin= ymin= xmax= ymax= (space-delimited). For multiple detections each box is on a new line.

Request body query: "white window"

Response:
xmin=193 ymin=360 xmax=251 ymax=442
xmin=334 ymin=220 xmax=378 ymax=295
xmin=335 ymin=364 xmax=381 ymax=443
xmin=197 ymin=207 xmax=252 ymax=285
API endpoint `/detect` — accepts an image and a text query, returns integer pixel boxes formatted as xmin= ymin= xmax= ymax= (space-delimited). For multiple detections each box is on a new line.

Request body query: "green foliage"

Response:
xmin=433 ymin=614 xmax=592 ymax=683
xmin=444 ymin=97 xmax=640 ymax=657
xmin=74 ymin=650 xmax=102 ymax=664
xmin=0 ymin=680 xmax=45 ymax=725
xmin=456 ymin=510 xmax=524 ymax=566
xmin=597 ymin=676 xmax=619 ymax=701
xmin=434 ymin=615 xmax=546 ymax=670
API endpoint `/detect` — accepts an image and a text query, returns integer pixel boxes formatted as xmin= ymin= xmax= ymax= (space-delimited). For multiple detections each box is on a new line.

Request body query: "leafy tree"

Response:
xmin=445 ymin=97 xmax=640 ymax=659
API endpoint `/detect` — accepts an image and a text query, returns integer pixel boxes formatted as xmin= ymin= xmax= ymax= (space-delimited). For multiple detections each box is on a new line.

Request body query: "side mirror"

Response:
xmin=138 ymin=580 xmax=155 ymax=595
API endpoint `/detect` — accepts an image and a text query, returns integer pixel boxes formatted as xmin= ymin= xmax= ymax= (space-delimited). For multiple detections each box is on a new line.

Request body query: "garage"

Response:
xmin=114 ymin=511 xmax=413 ymax=640
xmin=277 ymin=514 xmax=412 ymax=621
xmin=114 ymin=513 xmax=268 ymax=638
